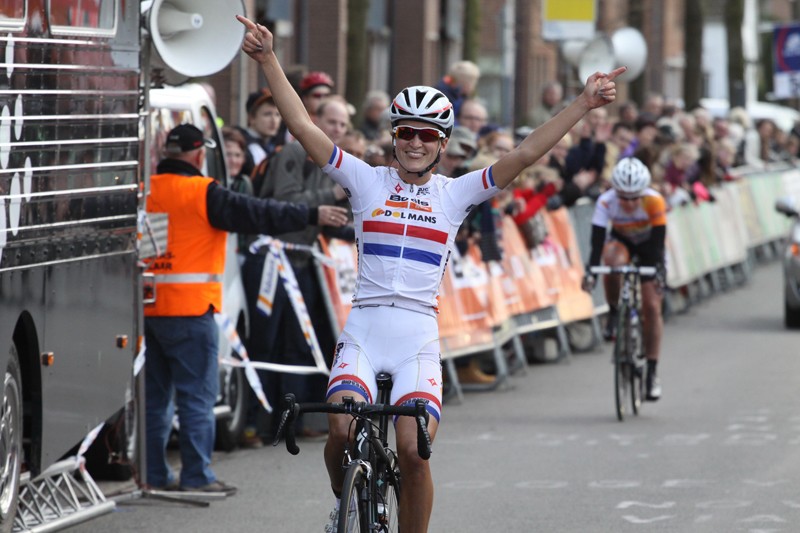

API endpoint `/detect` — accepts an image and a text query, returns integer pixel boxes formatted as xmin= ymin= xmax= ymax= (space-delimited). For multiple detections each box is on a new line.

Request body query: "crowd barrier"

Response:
xmin=309 ymin=165 xmax=800 ymax=402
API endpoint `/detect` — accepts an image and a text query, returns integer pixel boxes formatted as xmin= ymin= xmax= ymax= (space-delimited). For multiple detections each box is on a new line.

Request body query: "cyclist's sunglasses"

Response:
xmin=392 ymin=126 xmax=445 ymax=143
xmin=618 ymin=195 xmax=642 ymax=202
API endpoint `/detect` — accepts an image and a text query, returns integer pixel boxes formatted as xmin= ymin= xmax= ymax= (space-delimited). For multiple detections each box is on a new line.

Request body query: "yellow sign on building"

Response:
xmin=542 ymin=0 xmax=596 ymax=40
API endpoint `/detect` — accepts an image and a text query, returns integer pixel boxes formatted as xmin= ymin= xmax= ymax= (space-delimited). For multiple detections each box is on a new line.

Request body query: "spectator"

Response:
xmin=299 ymin=71 xmax=335 ymax=116
xmin=435 ymin=60 xmax=481 ymax=118
xmin=618 ymin=100 xmax=638 ymax=126
xmin=221 ymin=127 xmax=255 ymax=262
xmin=357 ymin=90 xmax=391 ymax=141
xmin=458 ymin=99 xmax=489 ymax=134
xmin=565 ymin=108 xmax=609 ymax=200
xmin=755 ymin=118 xmax=786 ymax=164
xmin=363 ymin=143 xmax=386 ymax=167
xmin=529 ymin=80 xmax=564 ymax=128
xmin=239 ymin=88 xmax=284 ymax=173
xmin=620 ymin=113 xmax=658 ymax=159
xmin=642 ymin=92 xmax=665 ymax=118
xmin=144 ymin=124 xmax=346 ymax=494
xmin=480 ymin=130 xmax=515 ymax=159
xmin=506 ymin=164 xmax=561 ymax=250
xmin=437 ymin=125 xmax=477 ymax=178
xmin=244 ymin=97 xmax=356 ymax=442
xmin=662 ymin=142 xmax=700 ymax=207
xmin=606 ymin=121 xmax=635 ymax=166
xmin=715 ymin=138 xmax=739 ymax=182
xmin=339 ymin=129 xmax=368 ymax=161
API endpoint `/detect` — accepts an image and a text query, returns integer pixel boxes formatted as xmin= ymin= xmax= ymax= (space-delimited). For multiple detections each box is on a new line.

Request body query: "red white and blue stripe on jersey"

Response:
xmin=327 ymin=374 xmax=373 ymax=403
xmin=481 ymin=166 xmax=495 ymax=190
xmin=362 ymin=220 xmax=448 ymax=266
xmin=328 ymin=145 xmax=345 ymax=169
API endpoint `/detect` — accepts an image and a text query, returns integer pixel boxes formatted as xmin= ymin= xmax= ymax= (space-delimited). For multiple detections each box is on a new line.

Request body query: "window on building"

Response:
xmin=49 ymin=0 xmax=116 ymax=35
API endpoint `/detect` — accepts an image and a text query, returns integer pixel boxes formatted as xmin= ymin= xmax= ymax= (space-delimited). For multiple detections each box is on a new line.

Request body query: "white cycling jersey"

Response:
xmin=322 ymin=145 xmax=499 ymax=316
xmin=591 ymin=187 xmax=668 ymax=245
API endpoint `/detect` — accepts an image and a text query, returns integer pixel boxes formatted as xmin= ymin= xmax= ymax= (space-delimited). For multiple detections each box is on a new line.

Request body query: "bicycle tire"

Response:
xmin=613 ymin=304 xmax=630 ymax=421
xmin=375 ymin=450 xmax=401 ymax=532
xmin=630 ymin=318 xmax=644 ymax=416
xmin=339 ymin=462 xmax=367 ymax=533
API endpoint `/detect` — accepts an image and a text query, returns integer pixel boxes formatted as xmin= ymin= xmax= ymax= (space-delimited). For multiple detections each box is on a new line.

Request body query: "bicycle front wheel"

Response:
xmin=613 ymin=306 xmax=630 ymax=422
xmin=376 ymin=450 xmax=401 ymax=532
xmin=339 ymin=463 xmax=366 ymax=533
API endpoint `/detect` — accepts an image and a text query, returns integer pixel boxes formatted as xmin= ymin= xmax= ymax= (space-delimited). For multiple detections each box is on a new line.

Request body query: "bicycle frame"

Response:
xmin=591 ymin=265 xmax=655 ymax=421
xmin=273 ymin=374 xmax=431 ymax=532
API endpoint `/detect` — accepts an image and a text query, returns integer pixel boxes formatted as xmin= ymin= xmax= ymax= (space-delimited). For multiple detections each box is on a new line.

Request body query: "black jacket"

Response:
xmin=155 ymin=159 xmax=319 ymax=236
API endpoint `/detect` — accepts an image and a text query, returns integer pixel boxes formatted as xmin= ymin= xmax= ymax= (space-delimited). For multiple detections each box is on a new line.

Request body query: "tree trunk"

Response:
xmin=683 ymin=0 xmax=704 ymax=110
xmin=346 ymin=0 xmax=369 ymax=124
xmin=463 ymin=0 xmax=481 ymax=62
xmin=724 ymin=0 xmax=745 ymax=108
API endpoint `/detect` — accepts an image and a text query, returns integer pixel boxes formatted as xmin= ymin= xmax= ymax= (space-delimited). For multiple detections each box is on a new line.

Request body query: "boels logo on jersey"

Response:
xmin=371 ymin=195 xmax=437 ymax=223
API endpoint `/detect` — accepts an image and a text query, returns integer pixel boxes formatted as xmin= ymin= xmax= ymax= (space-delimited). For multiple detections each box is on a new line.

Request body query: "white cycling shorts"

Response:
xmin=326 ymin=305 xmax=443 ymax=423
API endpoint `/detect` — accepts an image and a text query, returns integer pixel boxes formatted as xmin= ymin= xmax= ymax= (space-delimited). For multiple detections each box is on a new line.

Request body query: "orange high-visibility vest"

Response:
xmin=144 ymin=174 xmax=226 ymax=317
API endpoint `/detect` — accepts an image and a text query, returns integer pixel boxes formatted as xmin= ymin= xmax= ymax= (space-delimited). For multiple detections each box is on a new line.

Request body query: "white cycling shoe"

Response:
xmin=324 ymin=500 xmax=358 ymax=533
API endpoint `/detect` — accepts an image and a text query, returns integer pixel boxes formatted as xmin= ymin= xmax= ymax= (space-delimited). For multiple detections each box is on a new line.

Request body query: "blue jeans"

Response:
xmin=145 ymin=309 xmax=218 ymax=488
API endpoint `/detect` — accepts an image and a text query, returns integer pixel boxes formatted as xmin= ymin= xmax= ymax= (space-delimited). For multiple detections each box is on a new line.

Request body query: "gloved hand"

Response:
xmin=581 ymin=271 xmax=596 ymax=292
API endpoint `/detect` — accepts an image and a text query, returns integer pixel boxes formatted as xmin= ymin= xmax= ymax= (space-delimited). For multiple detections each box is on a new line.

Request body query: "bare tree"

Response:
xmin=463 ymin=0 xmax=480 ymax=62
xmin=724 ymin=0 xmax=745 ymax=108
xmin=684 ymin=0 xmax=704 ymax=110
xmin=346 ymin=0 xmax=369 ymax=124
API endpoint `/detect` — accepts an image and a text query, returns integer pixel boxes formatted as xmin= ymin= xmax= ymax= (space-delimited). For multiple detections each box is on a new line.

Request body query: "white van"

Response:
xmin=148 ymin=83 xmax=249 ymax=451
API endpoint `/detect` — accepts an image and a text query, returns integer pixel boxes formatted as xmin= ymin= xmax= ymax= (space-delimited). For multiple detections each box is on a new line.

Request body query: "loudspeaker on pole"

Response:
xmin=575 ymin=27 xmax=648 ymax=84
xmin=142 ymin=0 xmax=246 ymax=82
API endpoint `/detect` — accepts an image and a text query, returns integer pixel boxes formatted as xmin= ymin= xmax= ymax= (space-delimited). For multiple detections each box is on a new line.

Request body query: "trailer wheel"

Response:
xmin=0 ymin=344 xmax=22 ymax=532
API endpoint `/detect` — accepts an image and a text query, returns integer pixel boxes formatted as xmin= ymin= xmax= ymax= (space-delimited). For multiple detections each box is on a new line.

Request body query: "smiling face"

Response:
xmin=393 ymin=120 xmax=446 ymax=177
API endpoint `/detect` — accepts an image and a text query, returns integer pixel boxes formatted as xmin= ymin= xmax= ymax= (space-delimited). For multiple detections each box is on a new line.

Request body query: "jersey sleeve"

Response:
xmin=644 ymin=194 xmax=668 ymax=226
xmin=440 ymin=166 xmax=501 ymax=224
xmin=322 ymin=145 xmax=382 ymax=212
xmin=591 ymin=191 xmax=613 ymax=227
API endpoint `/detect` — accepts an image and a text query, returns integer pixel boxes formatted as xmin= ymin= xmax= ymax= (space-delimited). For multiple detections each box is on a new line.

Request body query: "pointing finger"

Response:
xmin=235 ymin=14 xmax=256 ymax=30
xmin=604 ymin=66 xmax=628 ymax=82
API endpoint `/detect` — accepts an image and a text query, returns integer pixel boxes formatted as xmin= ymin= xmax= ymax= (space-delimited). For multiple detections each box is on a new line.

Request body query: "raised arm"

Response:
xmin=237 ymin=15 xmax=333 ymax=167
xmin=492 ymin=67 xmax=627 ymax=190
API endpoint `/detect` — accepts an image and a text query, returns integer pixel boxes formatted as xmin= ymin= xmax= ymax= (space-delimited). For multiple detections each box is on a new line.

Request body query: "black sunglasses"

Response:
xmin=393 ymin=126 xmax=444 ymax=143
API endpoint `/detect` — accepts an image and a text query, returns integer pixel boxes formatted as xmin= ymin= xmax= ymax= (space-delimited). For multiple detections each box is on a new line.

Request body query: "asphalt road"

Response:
xmin=67 ymin=260 xmax=800 ymax=533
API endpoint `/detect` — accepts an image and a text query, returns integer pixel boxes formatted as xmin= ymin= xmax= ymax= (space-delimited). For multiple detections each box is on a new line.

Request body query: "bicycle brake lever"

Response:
xmin=414 ymin=400 xmax=432 ymax=460
xmin=272 ymin=394 xmax=300 ymax=455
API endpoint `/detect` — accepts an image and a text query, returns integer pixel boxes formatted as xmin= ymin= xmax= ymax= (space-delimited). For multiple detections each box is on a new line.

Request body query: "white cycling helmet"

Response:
xmin=611 ymin=157 xmax=651 ymax=197
xmin=389 ymin=86 xmax=454 ymax=137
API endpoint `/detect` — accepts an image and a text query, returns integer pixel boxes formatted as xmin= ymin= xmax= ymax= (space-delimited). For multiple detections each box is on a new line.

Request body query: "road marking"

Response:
xmin=621 ymin=514 xmax=674 ymax=524
xmin=617 ymin=501 xmax=676 ymax=509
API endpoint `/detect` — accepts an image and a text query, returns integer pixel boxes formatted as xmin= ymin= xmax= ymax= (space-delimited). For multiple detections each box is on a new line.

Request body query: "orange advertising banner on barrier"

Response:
xmin=540 ymin=209 xmax=595 ymax=323
xmin=317 ymin=237 xmax=357 ymax=332
xmin=500 ymin=216 xmax=555 ymax=312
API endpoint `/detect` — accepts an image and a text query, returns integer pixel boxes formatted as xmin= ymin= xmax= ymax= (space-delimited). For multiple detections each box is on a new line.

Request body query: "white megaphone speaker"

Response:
xmin=577 ymin=34 xmax=616 ymax=84
xmin=143 ymin=0 xmax=246 ymax=83
xmin=610 ymin=27 xmax=647 ymax=82
xmin=577 ymin=27 xmax=648 ymax=84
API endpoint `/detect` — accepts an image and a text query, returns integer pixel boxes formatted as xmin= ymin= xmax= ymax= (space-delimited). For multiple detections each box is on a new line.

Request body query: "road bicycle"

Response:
xmin=273 ymin=373 xmax=432 ymax=532
xmin=590 ymin=265 xmax=656 ymax=421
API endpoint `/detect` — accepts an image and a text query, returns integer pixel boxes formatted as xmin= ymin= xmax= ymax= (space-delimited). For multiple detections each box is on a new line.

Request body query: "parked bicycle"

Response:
xmin=273 ymin=373 xmax=432 ymax=532
xmin=590 ymin=264 xmax=656 ymax=421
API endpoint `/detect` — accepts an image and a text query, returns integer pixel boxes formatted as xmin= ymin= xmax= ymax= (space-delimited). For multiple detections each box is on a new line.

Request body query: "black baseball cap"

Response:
xmin=164 ymin=124 xmax=217 ymax=155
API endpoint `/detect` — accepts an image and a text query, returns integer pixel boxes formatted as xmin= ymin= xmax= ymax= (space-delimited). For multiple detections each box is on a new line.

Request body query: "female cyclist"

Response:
xmin=583 ymin=157 xmax=667 ymax=401
xmin=237 ymin=14 xmax=625 ymax=532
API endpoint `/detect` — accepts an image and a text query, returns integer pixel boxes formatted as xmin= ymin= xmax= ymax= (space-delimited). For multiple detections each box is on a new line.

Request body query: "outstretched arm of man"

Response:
xmin=492 ymin=66 xmax=627 ymax=190
xmin=237 ymin=15 xmax=334 ymax=168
